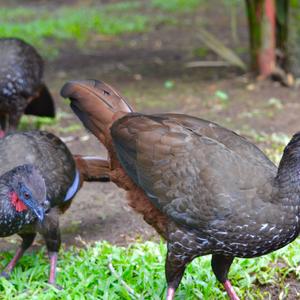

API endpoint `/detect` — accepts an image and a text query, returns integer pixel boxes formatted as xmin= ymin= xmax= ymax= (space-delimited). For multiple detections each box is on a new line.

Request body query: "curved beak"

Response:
xmin=33 ymin=206 xmax=45 ymax=223
xmin=23 ymin=199 xmax=45 ymax=223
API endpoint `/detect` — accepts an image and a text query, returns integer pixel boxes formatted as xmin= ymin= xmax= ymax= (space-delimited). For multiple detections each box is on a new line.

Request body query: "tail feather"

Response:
xmin=61 ymin=80 xmax=133 ymax=145
xmin=74 ymin=155 xmax=111 ymax=183
xmin=58 ymin=155 xmax=110 ymax=214
xmin=25 ymin=84 xmax=55 ymax=117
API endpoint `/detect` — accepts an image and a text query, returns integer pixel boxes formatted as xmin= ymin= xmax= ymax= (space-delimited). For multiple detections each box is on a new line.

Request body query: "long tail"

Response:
xmin=59 ymin=155 xmax=110 ymax=214
xmin=60 ymin=80 xmax=133 ymax=146
xmin=25 ymin=83 xmax=55 ymax=117
xmin=74 ymin=155 xmax=111 ymax=184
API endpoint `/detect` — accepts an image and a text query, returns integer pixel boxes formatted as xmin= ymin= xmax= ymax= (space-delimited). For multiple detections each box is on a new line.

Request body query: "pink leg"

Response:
xmin=0 ymin=130 xmax=5 ymax=138
xmin=1 ymin=248 xmax=25 ymax=277
xmin=166 ymin=287 xmax=175 ymax=300
xmin=223 ymin=280 xmax=240 ymax=300
xmin=48 ymin=252 xmax=58 ymax=285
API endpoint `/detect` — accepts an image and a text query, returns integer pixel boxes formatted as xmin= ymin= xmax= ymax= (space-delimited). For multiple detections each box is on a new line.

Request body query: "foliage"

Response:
xmin=0 ymin=239 xmax=300 ymax=299
xmin=18 ymin=116 xmax=57 ymax=131
xmin=0 ymin=0 xmax=249 ymax=59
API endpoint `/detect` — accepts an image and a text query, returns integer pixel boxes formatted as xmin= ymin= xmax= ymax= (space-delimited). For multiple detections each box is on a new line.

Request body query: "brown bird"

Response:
xmin=0 ymin=130 xmax=109 ymax=287
xmin=61 ymin=79 xmax=300 ymax=300
xmin=0 ymin=38 xmax=55 ymax=135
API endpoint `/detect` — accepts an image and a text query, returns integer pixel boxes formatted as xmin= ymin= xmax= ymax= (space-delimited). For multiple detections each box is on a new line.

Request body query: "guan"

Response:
xmin=0 ymin=38 xmax=55 ymax=135
xmin=0 ymin=130 xmax=109 ymax=287
xmin=61 ymin=79 xmax=300 ymax=299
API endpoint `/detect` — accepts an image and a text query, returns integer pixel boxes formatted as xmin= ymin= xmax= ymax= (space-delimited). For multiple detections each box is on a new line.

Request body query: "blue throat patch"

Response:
xmin=64 ymin=170 xmax=80 ymax=202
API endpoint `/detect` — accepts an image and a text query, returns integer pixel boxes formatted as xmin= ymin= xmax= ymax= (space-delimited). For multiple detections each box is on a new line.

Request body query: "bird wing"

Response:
xmin=111 ymin=113 xmax=277 ymax=230
xmin=157 ymin=113 xmax=275 ymax=170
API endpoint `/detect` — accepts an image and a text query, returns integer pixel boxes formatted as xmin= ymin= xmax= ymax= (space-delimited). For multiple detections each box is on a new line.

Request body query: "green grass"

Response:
xmin=0 ymin=0 xmax=243 ymax=58
xmin=238 ymin=128 xmax=290 ymax=165
xmin=0 ymin=3 xmax=147 ymax=57
xmin=18 ymin=116 xmax=57 ymax=131
xmin=0 ymin=8 xmax=147 ymax=37
xmin=150 ymin=0 xmax=204 ymax=12
xmin=18 ymin=112 xmax=84 ymax=135
xmin=1 ymin=239 xmax=300 ymax=299
xmin=0 ymin=0 xmax=211 ymax=58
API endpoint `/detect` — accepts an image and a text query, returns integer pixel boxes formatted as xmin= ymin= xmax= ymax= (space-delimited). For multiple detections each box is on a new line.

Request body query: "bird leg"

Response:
xmin=211 ymin=254 xmax=240 ymax=300
xmin=165 ymin=244 xmax=192 ymax=300
xmin=1 ymin=233 xmax=36 ymax=278
xmin=0 ymin=113 xmax=8 ymax=137
xmin=48 ymin=251 xmax=58 ymax=285
xmin=223 ymin=280 xmax=240 ymax=300
xmin=1 ymin=248 xmax=25 ymax=278
xmin=38 ymin=211 xmax=62 ymax=288
xmin=8 ymin=113 xmax=21 ymax=133
xmin=166 ymin=287 xmax=175 ymax=300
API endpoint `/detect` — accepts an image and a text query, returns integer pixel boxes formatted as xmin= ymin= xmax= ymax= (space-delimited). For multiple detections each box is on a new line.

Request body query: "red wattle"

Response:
xmin=10 ymin=192 xmax=27 ymax=212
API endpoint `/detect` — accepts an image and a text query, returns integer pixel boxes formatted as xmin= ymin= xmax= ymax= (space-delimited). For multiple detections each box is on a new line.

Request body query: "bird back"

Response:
xmin=0 ymin=131 xmax=76 ymax=207
xmin=0 ymin=38 xmax=42 ymax=101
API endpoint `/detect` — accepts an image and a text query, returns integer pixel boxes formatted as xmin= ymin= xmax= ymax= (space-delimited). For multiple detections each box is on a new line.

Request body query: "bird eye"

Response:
xmin=24 ymin=192 xmax=30 ymax=199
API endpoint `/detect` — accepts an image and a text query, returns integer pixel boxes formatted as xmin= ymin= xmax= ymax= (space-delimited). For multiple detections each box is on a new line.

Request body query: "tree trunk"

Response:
xmin=275 ymin=0 xmax=289 ymax=70
xmin=288 ymin=0 xmax=300 ymax=77
xmin=245 ymin=0 xmax=276 ymax=78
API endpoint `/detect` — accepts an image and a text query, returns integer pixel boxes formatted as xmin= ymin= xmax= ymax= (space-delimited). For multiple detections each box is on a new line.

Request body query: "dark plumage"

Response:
xmin=0 ymin=38 xmax=55 ymax=134
xmin=0 ymin=164 xmax=46 ymax=237
xmin=61 ymin=79 xmax=300 ymax=300
xmin=0 ymin=131 xmax=87 ymax=287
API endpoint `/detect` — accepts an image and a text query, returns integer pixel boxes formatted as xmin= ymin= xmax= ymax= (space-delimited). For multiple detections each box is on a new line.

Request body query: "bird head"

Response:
xmin=60 ymin=79 xmax=133 ymax=145
xmin=6 ymin=164 xmax=47 ymax=223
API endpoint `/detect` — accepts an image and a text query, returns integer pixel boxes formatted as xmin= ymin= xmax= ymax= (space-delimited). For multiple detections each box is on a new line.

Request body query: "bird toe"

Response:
xmin=0 ymin=271 xmax=10 ymax=279
xmin=44 ymin=283 xmax=63 ymax=291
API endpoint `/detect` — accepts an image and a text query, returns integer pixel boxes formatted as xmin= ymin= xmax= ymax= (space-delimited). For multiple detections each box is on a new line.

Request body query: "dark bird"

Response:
xmin=61 ymin=79 xmax=300 ymax=300
xmin=0 ymin=38 xmax=55 ymax=135
xmin=0 ymin=130 xmax=109 ymax=287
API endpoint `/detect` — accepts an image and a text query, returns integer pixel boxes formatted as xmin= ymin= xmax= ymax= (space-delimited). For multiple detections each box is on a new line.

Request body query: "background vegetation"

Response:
xmin=0 ymin=0 xmax=233 ymax=57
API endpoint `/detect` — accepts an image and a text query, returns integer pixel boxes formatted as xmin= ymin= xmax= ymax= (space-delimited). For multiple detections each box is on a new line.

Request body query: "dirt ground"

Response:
xmin=2 ymin=0 xmax=300 ymax=264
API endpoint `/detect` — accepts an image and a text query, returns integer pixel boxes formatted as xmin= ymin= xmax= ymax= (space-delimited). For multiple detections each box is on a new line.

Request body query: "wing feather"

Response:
xmin=111 ymin=113 xmax=277 ymax=230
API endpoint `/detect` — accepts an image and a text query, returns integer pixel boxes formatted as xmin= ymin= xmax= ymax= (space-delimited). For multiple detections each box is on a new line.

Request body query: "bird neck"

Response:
xmin=275 ymin=133 xmax=300 ymax=207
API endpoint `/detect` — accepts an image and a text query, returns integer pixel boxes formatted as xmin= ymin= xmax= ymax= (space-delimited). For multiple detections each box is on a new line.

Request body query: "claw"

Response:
xmin=0 ymin=271 xmax=10 ymax=279
xmin=43 ymin=283 xmax=63 ymax=292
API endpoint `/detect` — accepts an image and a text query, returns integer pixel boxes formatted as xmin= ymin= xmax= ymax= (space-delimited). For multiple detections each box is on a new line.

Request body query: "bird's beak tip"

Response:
xmin=35 ymin=206 xmax=45 ymax=223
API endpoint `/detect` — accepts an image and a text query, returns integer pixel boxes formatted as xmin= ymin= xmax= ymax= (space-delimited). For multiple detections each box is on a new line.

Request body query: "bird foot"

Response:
xmin=223 ymin=280 xmax=240 ymax=300
xmin=0 ymin=271 xmax=10 ymax=279
xmin=44 ymin=282 xmax=63 ymax=291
